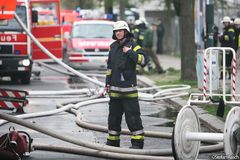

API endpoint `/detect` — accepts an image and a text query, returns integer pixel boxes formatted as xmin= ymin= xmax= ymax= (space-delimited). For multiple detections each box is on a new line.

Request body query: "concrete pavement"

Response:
xmin=157 ymin=54 xmax=181 ymax=70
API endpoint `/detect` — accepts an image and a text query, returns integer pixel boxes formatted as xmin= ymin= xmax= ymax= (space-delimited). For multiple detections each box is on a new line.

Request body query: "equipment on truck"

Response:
xmin=30 ymin=0 xmax=63 ymax=61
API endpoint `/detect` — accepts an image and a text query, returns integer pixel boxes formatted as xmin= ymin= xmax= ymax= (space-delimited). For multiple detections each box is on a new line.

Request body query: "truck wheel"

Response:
xmin=11 ymin=76 xmax=19 ymax=83
xmin=21 ymin=73 xmax=31 ymax=84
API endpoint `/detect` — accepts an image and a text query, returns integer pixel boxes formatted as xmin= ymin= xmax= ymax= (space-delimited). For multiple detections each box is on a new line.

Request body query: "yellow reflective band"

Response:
xmin=126 ymin=93 xmax=138 ymax=98
xmin=110 ymin=92 xmax=138 ymax=98
xmin=239 ymin=35 xmax=240 ymax=48
xmin=131 ymin=135 xmax=144 ymax=140
xmin=228 ymin=28 xmax=235 ymax=32
xmin=109 ymin=92 xmax=120 ymax=97
xmin=106 ymin=69 xmax=112 ymax=76
xmin=133 ymin=45 xmax=141 ymax=52
xmin=139 ymin=35 xmax=144 ymax=40
xmin=138 ymin=54 xmax=143 ymax=64
xmin=107 ymin=135 xmax=120 ymax=141
xmin=134 ymin=28 xmax=140 ymax=32
xmin=224 ymin=35 xmax=229 ymax=41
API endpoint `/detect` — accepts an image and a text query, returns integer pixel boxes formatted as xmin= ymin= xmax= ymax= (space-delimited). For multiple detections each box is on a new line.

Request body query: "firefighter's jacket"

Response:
xmin=219 ymin=26 xmax=235 ymax=48
xmin=132 ymin=24 xmax=147 ymax=47
xmin=106 ymin=38 xmax=147 ymax=98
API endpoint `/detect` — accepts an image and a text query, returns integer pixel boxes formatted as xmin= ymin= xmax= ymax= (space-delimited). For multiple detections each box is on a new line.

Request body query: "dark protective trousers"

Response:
xmin=107 ymin=97 xmax=144 ymax=148
xmin=108 ymin=97 xmax=143 ymax=133
xmin=144 ymin=48 xmax=164 ymax=73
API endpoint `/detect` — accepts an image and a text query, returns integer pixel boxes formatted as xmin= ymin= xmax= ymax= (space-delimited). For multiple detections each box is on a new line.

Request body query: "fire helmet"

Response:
xmin=113 ymin=20 xmax=130 ymax=32
xmin=134 ymin=19 xmax=142 ymax=26
xmin=222 ymin=16 xmax=231 ymax=23
xmin=234 ymin=18 xmax=240 ymax=25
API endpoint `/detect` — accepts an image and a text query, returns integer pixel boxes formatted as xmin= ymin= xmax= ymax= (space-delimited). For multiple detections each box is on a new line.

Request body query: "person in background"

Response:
xmin=132 ymin=19 xmax=147 ymax=47
xmin=105 ymin=20 xmax=148 ymax=149
xmin=132 ymin=18 xmax=152 ymax=72
xmin=143 ymin=22 xmax=165 ymax=74
xmin=213 ymin=24 xmax=219 ymax=47
xmin=233 ymin=18 xmax=240 ymax=52
xmin=156 ymin=19 xmax=165 ymax=54
xmin=219 ymin=16 xmax=235 ymax=79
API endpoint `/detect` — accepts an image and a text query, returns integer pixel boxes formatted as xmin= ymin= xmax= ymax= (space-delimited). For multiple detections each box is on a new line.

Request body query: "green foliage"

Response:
xmin=61 ymin=0 xmax=100 ymax=9
xmin=200 ymin=103 xmax=231 ymax=120
xmin=151 ymin=68 xmax=197 ymax=88
xmin=172 ymin=0 xmax=180 ymax=16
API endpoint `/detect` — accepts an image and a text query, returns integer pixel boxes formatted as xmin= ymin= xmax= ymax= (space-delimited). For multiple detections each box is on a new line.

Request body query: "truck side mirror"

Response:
xmin=32 ymin=10 xmax=38 ymax=23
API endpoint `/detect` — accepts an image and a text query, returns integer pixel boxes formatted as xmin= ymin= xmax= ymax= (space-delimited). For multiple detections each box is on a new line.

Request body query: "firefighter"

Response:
xmin=132 ymin=19 xmax=153 ymax=72
xmin=105 ymin=20 xmax=148 ymax=149
xmin=156 ymin=20 xmax=165 ymax=54
xmin=219 ymin=16 xmax=235 ymax=48
xmin=132 ymin=19 xmax=147 ymax=47
xmin=234 ymin=18 xmax=240 ymax=52
xmin=219 ymin=16 xmax=235 ymax=79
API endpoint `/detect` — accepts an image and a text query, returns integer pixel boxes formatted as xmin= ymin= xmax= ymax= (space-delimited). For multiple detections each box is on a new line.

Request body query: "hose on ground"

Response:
xmin=32 ymin=144 xmax=174 ymax=160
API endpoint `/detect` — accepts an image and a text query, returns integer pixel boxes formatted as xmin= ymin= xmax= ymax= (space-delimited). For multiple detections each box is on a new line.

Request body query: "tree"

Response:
xmin=61 ymin=0 xmax=96 ymax=9
xmin=119 ymin=0 xmax=128 ymax=20
xmin=78 ymin=0 xmax=94 ymax=9
xmin=104 ymin=0 xmax=114 ymax=14
xmin=173 ymin=0 xmax=196 ymax=81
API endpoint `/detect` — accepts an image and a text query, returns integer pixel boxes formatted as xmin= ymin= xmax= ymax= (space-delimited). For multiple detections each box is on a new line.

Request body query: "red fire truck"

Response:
xmin=0 ymin=0 xmax=63 ymax=84
xmin=0 ymin=0 xmax=32 ymax=84
xmin=30 ymin=0 xmax=63 ymax=61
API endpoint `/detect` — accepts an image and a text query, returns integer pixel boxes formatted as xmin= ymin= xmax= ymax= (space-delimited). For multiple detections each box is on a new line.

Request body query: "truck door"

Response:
xmin=30 ymin=0 xmax=62 ymax=61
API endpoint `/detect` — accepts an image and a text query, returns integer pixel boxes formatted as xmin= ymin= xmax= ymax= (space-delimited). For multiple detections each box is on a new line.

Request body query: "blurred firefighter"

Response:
xmin=105 ymin=20 xmax=148 ymax=149
xmin=132 ymin=19 xmax=147 ymax=47
xmin=219 ymin=16 xmax=235 ymax=79
xmin=156 ymin=20 xmax=165 ymax=54
xmin=234 ymin=18 xmax=240 ymax=52
xmin=132 ymin=18 xmax=152 ymax=72
xmin=213 ymin=24 xmax=219 ymax=47
xmin=143 ymin=22 xmax=165 ymax=74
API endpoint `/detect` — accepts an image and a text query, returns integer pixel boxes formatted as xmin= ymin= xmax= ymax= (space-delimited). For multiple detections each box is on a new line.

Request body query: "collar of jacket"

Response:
xmin=117 ymin=37 xmax=131 ymax=47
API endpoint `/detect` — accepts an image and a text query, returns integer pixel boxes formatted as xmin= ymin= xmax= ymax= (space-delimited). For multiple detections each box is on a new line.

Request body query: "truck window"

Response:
xmin=32 ymin=2 xmax=59 ymax=26
xmin=0 ymin=6 xmax=27 ymax=32
xmin=72 ymin=24 xmax=113 ymax=38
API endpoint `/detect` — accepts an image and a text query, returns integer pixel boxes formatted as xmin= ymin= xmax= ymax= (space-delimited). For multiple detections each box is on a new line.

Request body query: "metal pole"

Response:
xmin=203 ymin=49 xmax=207 ymax=101
xmin=223 ymin=49 xmax=226 ymax=102
xmin=209 ymin=49 xmax=212 ymax=96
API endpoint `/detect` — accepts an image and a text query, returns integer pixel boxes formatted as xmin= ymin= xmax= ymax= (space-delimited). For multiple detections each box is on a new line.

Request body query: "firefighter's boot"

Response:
xmin=106 ymin=139 xmax=120 ymax=147
xmin=130 ymin=139 xmax=144 ymax=149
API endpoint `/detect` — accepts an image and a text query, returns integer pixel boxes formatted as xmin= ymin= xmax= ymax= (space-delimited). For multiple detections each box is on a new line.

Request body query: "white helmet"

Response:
xmin=139 ymin=17 xmax=148 ymax=25
xmin=222 ymin=16 xmax=231 ymax=23
xmin=234 ymin=18 xmax=240 ymax=25
xmin=134 ymin=19 xmax=142 ymax=26
xmin=113 ymin=21 xmax=130 ymax=32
